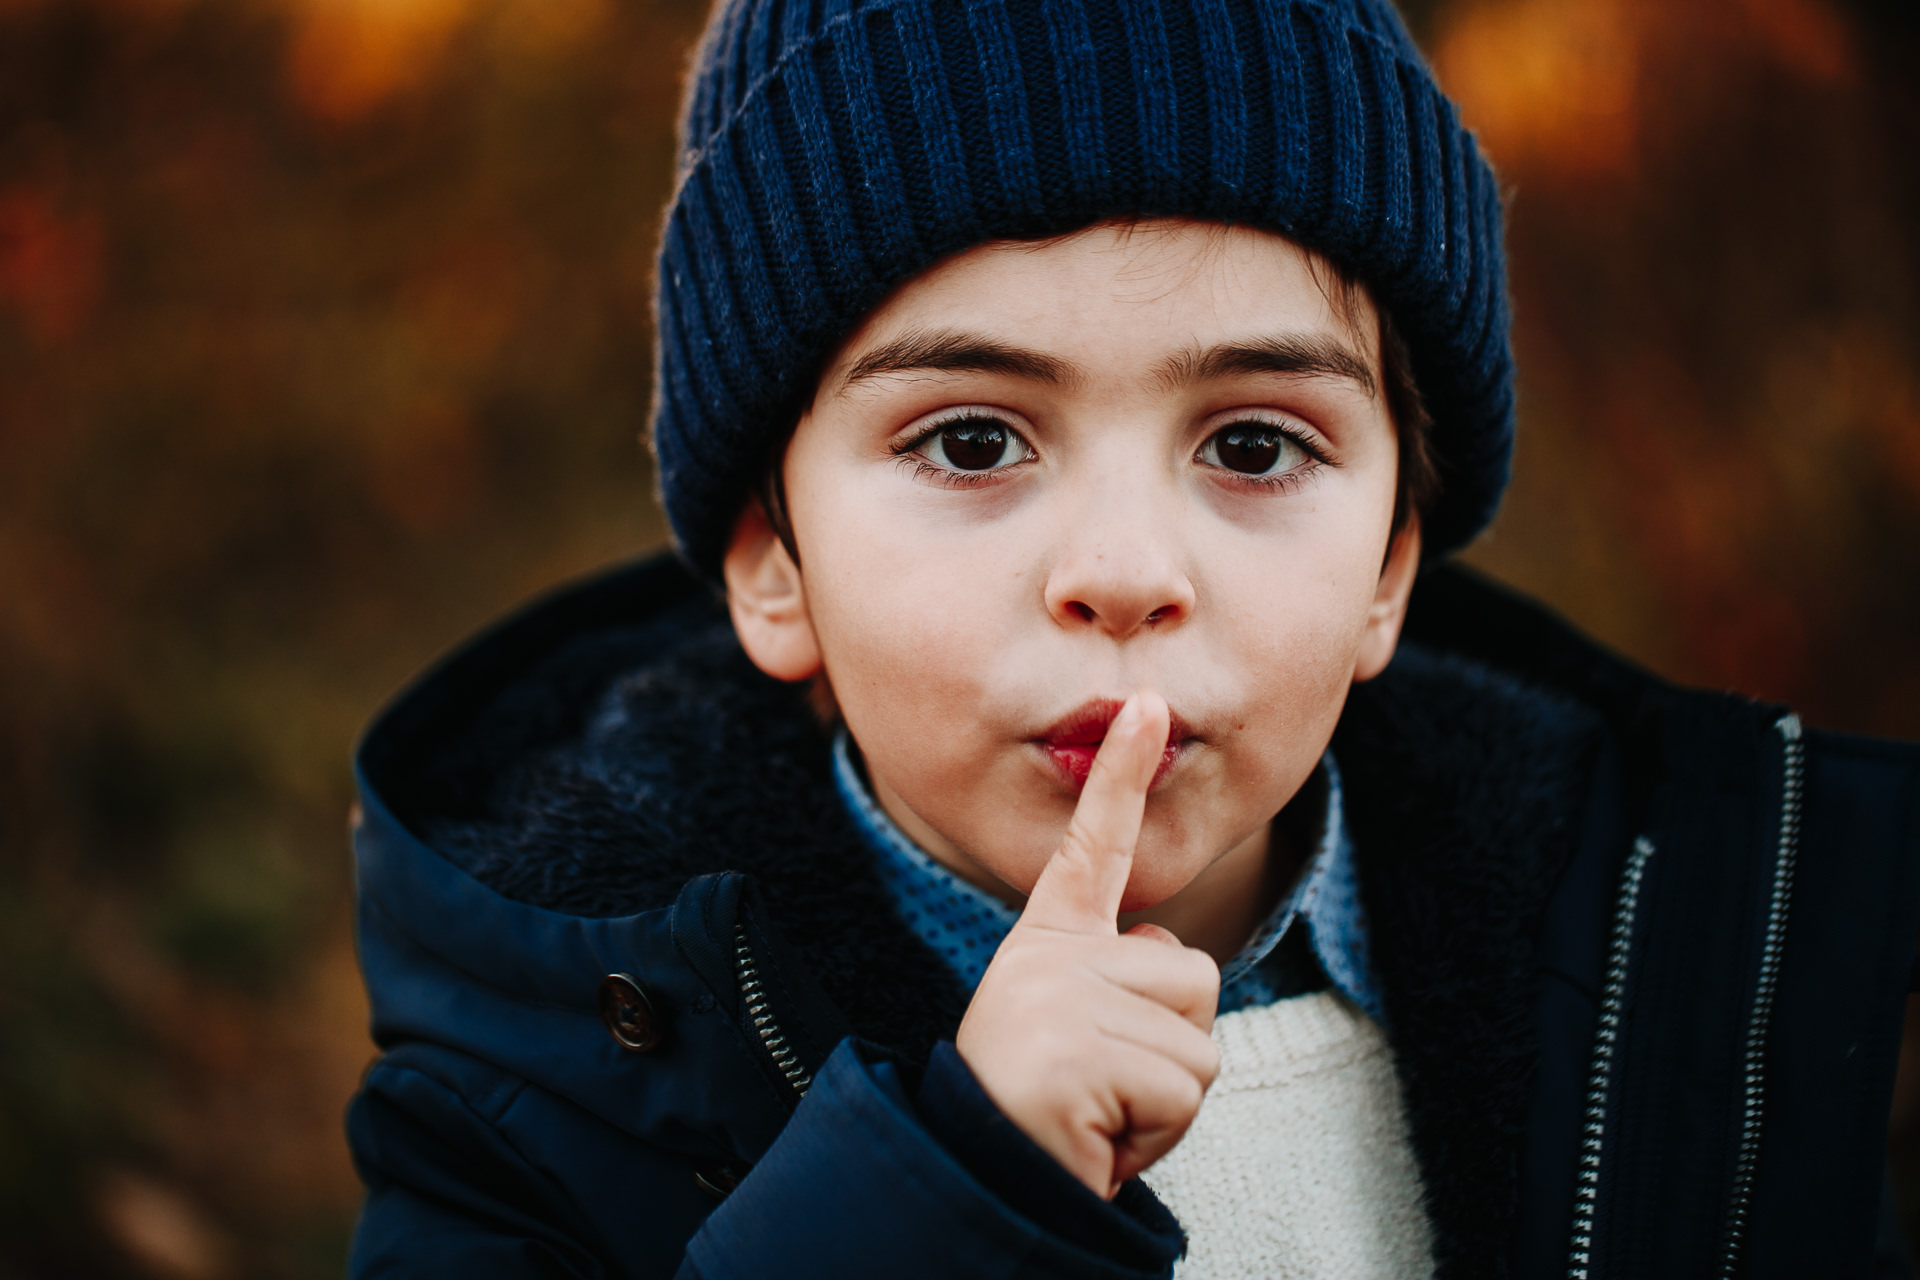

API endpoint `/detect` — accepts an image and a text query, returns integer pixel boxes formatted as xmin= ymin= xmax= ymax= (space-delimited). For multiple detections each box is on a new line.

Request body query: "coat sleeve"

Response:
xmin=347 ymin=1058 xmax=611 ymax=1279
xmin=347 ymin=1040 xmax=1183 ymax=1280
xmin=679 ymin=1039 xmax=1183 ymax=1280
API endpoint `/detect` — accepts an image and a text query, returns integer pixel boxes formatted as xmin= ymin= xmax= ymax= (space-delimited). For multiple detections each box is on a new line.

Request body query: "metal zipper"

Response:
xmin=1567 ymin=834 xmax=1659 ymax=1280
xmin=1568 ymin=713 xmax=1807 ymax=1278
xmin=1715 ymin=712 xmax=1806 ymax=1277
xmin=733 ymin=920 xmax=814 ymax=1100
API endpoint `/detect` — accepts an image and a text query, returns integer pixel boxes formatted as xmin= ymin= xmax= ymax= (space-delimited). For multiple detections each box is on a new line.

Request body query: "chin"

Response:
xmin=1116 ymin=889 xmax=1176 ymax=914
xmin=1115 ymin=857 xmax=1213 ymax=914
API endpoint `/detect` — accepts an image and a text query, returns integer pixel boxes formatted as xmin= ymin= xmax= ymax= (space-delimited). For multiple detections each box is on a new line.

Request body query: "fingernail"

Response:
xmin=1112 ymin=694 xmax=1143 ymax=735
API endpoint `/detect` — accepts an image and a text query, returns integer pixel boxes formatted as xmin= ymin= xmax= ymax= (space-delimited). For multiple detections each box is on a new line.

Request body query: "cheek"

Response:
xmin=1210 ymin=530 xmax=1384 ymax=764
xmin=801 ymin=500 xmax=1030 ymax=766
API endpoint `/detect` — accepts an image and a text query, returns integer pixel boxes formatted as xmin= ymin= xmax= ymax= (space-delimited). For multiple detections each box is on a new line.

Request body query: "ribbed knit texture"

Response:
xmin=650 ymin=0 xmax=1512 ymax=575
xmin=1143 ymin=990 xmax=1434 ymax=1278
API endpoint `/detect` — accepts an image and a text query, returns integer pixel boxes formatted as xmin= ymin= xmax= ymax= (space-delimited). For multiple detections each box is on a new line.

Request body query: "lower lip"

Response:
xmin=1042 ymin=738 xmax=1188 ymax=793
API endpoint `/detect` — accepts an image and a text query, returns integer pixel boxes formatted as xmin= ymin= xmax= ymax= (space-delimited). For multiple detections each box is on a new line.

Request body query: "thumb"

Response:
xmin=1020 ymin=691 xmax=1170 ymax=934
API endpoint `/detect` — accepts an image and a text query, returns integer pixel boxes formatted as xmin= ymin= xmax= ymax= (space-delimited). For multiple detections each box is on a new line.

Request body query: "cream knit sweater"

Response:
xmin=1141 ymin=991 xmax=1434 ymax=1279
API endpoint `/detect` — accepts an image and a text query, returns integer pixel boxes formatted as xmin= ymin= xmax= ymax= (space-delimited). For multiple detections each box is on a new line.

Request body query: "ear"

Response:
xmin=723 ymin=498 xmax=823 ymax=682
xmin=1352 ymin=520 xmax=1421 ymax=683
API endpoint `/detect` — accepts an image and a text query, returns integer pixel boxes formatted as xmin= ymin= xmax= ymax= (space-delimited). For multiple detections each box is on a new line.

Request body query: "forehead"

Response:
xmin=821 ymin=219 xmax=1381 ymax=389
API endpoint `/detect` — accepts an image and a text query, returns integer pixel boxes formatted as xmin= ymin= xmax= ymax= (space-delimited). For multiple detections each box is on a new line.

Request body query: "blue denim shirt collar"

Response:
xmin=830 ymin=729 xmax=1383 ymax=1023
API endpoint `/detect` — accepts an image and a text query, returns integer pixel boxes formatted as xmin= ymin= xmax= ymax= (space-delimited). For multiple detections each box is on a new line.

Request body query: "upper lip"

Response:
xmin=1036 ymin=698 xmax=1194 ymax=747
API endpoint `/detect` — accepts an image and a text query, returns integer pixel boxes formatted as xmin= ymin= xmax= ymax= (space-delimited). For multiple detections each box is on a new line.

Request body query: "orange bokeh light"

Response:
xmin=1433 ymin=0 xmax=1856 ymax=181
xmin=286 ymin=0 xmax=475 ymax=123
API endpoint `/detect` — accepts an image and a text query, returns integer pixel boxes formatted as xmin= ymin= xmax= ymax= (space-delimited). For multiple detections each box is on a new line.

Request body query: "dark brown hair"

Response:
xmin=1379 ymin=303 xmax=1439 ymax=543
xmin=1306 ymin=249 xmax=1438 ymax=546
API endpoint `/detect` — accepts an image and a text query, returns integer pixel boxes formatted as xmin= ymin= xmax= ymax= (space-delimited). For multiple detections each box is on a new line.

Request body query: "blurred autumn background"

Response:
xmin=0 ymin=0 xmax=1915 ymax=1273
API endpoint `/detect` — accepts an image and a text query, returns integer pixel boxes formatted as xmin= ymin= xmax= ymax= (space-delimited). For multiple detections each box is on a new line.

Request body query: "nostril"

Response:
xmin=1067 ymin=601 xmax=1096 ymax=622
xmin=1146 ymin=606 xmax=1170 ymax=624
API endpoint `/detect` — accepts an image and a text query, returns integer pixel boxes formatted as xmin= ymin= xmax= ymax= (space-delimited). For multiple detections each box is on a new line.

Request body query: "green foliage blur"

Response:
xmin=0 ymin=0 xmax=1915 ymax=1275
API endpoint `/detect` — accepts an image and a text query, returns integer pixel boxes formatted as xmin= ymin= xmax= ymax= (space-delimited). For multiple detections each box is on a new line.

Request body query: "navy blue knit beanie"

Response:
xmin=652 ymin=0 xmax=1511 ymax=576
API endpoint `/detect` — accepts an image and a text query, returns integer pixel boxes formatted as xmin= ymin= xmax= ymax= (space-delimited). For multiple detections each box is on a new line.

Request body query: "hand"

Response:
xmin=955 ymin=691 xmax=1222 ymax=1199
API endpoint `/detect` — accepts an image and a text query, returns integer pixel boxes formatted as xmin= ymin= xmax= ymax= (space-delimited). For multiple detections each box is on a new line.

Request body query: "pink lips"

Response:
xmin=1036 ymin=698 xmax=1192 ymax=792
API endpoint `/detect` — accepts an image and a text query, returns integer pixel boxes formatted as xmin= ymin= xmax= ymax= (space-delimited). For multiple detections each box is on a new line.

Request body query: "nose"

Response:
xmin=1043 ymin=499 xmax=1196 ymax=639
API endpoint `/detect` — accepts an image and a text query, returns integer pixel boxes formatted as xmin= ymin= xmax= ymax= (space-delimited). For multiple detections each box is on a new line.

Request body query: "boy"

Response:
xmin=344 ymin=0 xmax=1920 ymax=1276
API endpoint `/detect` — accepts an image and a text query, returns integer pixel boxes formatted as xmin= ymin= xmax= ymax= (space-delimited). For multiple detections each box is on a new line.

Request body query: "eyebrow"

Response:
xmin=839 ymin=329 xmax=1078 ymax=390
xmin=1154 ymin=334 xmax=1378 ymax=398
xmin=833 ymin=327 xmax=1377 ymax=398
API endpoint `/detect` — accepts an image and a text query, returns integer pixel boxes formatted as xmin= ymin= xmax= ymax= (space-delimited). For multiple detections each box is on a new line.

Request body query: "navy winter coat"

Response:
xmin=345 ymin=553 xmax=1920 ymax=1278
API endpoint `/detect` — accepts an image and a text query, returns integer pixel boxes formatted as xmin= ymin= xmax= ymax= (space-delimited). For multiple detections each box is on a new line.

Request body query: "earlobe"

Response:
xmin=723 ymin=498 xmax=824 ymax=682
xmin=1353 ymin=521 xmax=1422 ymax=683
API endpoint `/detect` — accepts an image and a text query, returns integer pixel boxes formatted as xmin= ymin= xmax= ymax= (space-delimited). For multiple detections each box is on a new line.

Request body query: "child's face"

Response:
xmin=727 ymin=220 xmax=1418 ymax=913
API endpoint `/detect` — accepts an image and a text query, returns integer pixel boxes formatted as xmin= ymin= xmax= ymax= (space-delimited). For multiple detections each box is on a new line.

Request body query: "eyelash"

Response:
xmin=1201 ymin=416 xmax=1331 ymax=493
xmin=889 ymin=412 xmax=1333 ymax=490
xmin=888 ymin=409 xmax=1033 ymax=489
xmin=897 ymin=458 xmax=1003 ymax=489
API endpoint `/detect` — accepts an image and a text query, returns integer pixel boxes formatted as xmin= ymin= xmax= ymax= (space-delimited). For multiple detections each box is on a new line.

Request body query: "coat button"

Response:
xmin=598 ymin=973 xmax=663 ymax=1052
xmin=693 ymin=1159 xmax=748 ymax=1200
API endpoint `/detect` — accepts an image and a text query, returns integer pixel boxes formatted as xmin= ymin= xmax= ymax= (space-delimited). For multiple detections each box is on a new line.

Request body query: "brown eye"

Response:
xmin=919 ymin=417 xmax=1032 ymax=472
xmin=1200 ymin=424 xmax=1308 ymax=477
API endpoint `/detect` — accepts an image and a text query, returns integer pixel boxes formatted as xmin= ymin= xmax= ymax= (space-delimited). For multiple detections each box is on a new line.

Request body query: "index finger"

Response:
xmin=1019 ymin=691 xmax=1171 ymax=934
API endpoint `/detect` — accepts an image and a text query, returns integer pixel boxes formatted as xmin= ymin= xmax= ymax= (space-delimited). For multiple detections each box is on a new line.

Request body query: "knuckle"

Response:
xmin=1167 ymin=1066 xmax=1205 ymax=1116
xmin=1196 ymin=1038 xmax=1222 ymax=1086
xmin=1183 ymin=949 xmax=1222 ymax=995
xmin=1135 ymin=1054 xmax=1203 ymax=1115
xmin=1055 ymin=826 xmax=1105 ymax=871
